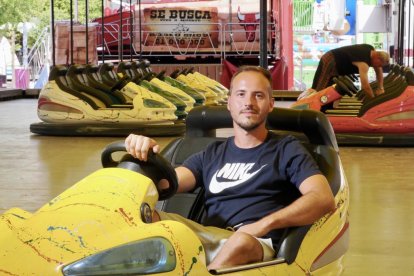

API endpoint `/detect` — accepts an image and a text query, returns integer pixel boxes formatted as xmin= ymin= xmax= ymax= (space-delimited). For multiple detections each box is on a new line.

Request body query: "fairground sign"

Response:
xmin=142 ymin=7 xmax=219 ymax=48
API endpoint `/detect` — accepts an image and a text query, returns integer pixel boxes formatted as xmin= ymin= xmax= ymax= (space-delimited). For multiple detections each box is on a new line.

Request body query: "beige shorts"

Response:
xmin=158 ymin=211 xmax=275 ymax=264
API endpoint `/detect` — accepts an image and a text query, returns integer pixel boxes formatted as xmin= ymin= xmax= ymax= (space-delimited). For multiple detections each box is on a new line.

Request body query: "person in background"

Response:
xmin=310 ymin=44 xmax=390 ymax=99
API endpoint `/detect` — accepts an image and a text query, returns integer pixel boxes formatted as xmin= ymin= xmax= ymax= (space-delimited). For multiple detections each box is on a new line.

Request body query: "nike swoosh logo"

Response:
xmin=209 ymin=165 xmax=267 ymax=194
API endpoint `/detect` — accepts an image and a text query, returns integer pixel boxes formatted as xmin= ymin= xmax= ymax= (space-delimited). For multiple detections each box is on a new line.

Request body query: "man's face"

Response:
xmin=227 ymin=71 xmax=274 ymax=131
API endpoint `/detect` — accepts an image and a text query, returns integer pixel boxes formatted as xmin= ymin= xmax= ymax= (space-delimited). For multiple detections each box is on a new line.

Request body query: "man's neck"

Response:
xmin=233 ymin=126 xmax=269 ymax=149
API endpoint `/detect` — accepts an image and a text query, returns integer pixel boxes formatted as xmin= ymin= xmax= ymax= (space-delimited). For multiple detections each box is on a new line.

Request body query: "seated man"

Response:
xmin=125 ymin=66 xmax=335 ymax=270
xmin=311 ymin=44 xmax=390 ymax=99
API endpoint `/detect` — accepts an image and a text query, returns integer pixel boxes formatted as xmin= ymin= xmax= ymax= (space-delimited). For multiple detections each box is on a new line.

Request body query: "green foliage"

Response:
xmin=52 ymin=0 xmax=103 ymax=23
xmin=0 ymin=0 xmax=104 ymax=48
xmin=0 ymin=0 xmax=32 ymax=27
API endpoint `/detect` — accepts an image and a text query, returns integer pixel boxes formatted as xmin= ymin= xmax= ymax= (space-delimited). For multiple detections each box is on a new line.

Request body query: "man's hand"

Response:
xmin=125 ymin=134 xmax=160 ymax=161
xmin=236 ymin=221 xmax=268 ymax=238
xmin=375 ymin=87 xmax=385 ymax=96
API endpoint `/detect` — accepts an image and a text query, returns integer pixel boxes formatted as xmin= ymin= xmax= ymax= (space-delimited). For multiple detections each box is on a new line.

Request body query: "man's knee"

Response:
xmin=228 ymin=232 xmax=263 ymax=260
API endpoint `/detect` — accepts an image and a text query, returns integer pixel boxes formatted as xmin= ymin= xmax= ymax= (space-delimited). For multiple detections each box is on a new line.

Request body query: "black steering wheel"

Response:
xmin=333 ymin=77 xmax=354 ymax=97
xmin=101 ymin=141 xmax=178 ymax=200
xmin=110 ymin=75 xmax=130 ymax=91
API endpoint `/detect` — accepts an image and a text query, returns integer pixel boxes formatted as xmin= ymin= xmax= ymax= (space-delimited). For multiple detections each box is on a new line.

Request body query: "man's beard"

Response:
xmin=234 ymin=117 xmax=265 ymax=131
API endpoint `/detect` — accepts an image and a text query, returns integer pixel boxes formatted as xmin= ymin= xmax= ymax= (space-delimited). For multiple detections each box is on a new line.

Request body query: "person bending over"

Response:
xmin=311 ymin=43 xmax=390 ymax=99
xmin=125 ymin=66 xmax=335 ymax=270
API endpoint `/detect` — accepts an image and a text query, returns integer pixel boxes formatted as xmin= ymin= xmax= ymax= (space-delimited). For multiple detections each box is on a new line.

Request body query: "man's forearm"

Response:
xmin=259 ymin=191 xmax=335 ymax=234
xmin=236 ymin=175 xmax=335 ymax=238
xmin=361 ymin=83 xmax=375 ymax=98
xmin=375 ymin=67 xmax=384 ymax=89
xmin=360 ymin=74 xmax=374 ymax=98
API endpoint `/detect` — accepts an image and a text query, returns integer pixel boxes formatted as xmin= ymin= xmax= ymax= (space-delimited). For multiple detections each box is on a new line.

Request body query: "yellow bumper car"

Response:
xmin=1 ymin=106 xmax=349 ymax=275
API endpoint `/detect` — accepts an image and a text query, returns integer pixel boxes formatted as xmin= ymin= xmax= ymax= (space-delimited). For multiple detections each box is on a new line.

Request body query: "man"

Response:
xmin=311 ymin=44 xmax=390 ymax=99
xmin=125 ymin=66 xmax=335 ymax=270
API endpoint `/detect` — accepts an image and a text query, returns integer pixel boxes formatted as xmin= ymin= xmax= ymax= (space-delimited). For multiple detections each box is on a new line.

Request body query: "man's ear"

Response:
xmin=269 ymin=98 xmax=275 ymax=111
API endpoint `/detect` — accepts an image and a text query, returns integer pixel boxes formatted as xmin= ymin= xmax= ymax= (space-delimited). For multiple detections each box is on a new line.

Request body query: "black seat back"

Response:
xmin=117 ymin=61 xmax=134 ymax=78
xmin=98 ymin=63 xmax=119 ymax=86
xmin=85 ymin=64 xmax=112 ymax=93
xmin=184 ymin=105 xmax=338 ymax=150
xmin=48 ymin=65 xmax=100 ymax=110
xmin=404 ymin=67 xmax=414 ymax=85
xmin=67 ymin=64 xmax=120 ymax=107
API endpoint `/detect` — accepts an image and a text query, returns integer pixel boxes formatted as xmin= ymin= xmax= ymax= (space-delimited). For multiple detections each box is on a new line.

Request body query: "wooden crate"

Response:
xmin=54 ymin=22 xmax=98 ymax=65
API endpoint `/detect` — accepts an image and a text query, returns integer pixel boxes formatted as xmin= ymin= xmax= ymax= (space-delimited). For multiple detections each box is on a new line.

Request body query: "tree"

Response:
xmin=0 ymin=0 xmax=104 ymax=48
xmin=0 ymin=0 xmax=106 ymax=85
xmin=0 ymin=0 xmax=33 ymax=27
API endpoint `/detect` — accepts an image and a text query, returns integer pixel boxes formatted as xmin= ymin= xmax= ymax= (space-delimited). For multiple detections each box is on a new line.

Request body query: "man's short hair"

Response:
xmin=230 ymin=66 xmax=273 ymax=97
xmin=375 ymin=51 xmax=390 ymax=66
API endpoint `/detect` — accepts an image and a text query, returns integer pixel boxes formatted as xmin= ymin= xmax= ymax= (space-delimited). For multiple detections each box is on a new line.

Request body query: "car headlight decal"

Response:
xmin=62 ymin=237 xmax=176 ymax=275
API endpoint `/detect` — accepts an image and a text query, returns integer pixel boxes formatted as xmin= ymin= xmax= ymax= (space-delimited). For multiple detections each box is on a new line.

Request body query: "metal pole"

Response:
xmin=408 ymin=0 xmax=412 ymax=67
xmin=229 ymin=0 xmax=232 ymax=53
xmin=101 ymin=0 xmax=105 ymax=62
xmin=75 ymin=0 xmax=79 ymax=22
xmin=129 ymin=0 xmax=133 ymax=60
xmin=51 ymin=0 xmax=55 ymax=66
xmin=23 ymin=23 xmax=28 ymax=67
xmin=70 ymin=0 xmax=74 ymax=65
xmin=398 ymin=0 xmax=405 ymax=65
xmin=139 ymin=0 xmax=142 ymax=59
xmin=85 ymin=0 xmax=89 ymax=64
xmin=396 ymin=0 xmax=401 ymax=64
xmin=119 ymin=1 xmax=123 ymax=61
xmin=259 ymin=0 xmax=268 ymax=68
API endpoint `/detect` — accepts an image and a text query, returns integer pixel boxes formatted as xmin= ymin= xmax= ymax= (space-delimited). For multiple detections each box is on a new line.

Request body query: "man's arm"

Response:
xmin=373 ymin=66 xmax=385 ymax=95
xmin=236 ymin=174 xmax=335 ymax=238
xmin=175 ymin=166 xmax=197 ymax=193
xmin=354 ymin=61 xmax=375 ymax=98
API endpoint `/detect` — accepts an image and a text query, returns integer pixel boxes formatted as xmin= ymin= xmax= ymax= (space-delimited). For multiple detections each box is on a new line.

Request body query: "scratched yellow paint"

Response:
xmin=0 ymin=166 xmax=349 ymax=275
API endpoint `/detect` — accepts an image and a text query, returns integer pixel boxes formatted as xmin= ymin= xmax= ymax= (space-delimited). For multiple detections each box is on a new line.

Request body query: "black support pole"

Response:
xmin=259 ymin=0 xmax=268 ymax=69
xmin=86 ymin=0 xmax=89 ymax=64
xmin=139 ymin=0 xmax=142 ymax=59
xmin=129 ymin=0 xmax=133 ymax=60
xmin=101 ymin=0 xmax=105 ymax=62
xmin=408 ymin=0 xmax=412 ymax=67
xmin=119 ymin=1 xmax=123 ymax=61
xmin=398 ymin=0 xmax=405 ymax=65
xmin=51 ymin=0 xmax=55 ymax=66
xmin=70 ymin=0 xmax=74 ymax=65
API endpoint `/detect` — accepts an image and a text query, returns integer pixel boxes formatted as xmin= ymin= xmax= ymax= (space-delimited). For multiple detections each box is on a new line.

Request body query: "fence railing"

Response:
xmin=25 ymin=27 xmax=50 ymax=87
xmin=95 ymin=20 xmax=278 ymax=60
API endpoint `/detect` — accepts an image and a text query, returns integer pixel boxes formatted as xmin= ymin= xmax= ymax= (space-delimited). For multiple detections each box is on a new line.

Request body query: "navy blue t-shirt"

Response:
xmin=182 ymin=132 xmax=321 ymax=245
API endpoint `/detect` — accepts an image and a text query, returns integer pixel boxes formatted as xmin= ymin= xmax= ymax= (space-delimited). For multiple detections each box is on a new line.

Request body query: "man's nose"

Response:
xmin=243 ymin=94 xmax=255 ymax=105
